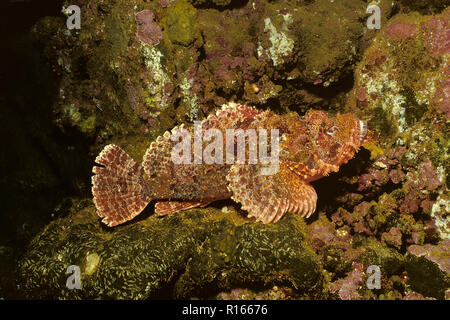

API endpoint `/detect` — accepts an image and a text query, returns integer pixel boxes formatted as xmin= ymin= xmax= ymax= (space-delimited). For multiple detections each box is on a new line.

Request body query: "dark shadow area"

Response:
xmin=148 ymin=275 xmax=304 ymax=299
xmin=311 ymin=147 xmax=372 ymax=218
xmin=192 ymin=0 xmax=249 ymax=12
xmin=0 ymin=0 xmax=93 ymax=299
xmin=301 ymin=72 xmax=355 ymax=105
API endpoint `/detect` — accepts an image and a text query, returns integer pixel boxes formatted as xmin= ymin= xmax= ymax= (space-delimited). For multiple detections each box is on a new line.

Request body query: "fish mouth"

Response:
xmin=359 ymin=120 xmax=368 ymax=144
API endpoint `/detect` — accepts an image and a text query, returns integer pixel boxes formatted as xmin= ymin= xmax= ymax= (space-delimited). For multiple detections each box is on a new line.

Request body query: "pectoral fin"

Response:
xmin=226 ymin=163 xmax=318 ymax=224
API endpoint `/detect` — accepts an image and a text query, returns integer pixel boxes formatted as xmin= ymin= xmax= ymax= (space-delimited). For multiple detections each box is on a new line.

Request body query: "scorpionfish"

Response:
xmin=92 ymin=103 xmax=368 ymax=226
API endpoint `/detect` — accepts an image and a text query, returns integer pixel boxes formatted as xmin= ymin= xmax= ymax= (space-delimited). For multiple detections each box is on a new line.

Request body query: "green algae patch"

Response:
xmin=87 ymin=1 xmax=133 ymax=76
xmin=163 ymin=0 xmax=199 ymax=46
xmin=174 ymin=213 xmax=324 ymax=298
xmin=355 ymin=239 xmax=404 ymax=277
xmin=79 ymin=115 xmax=96 ymax=135
xmin=84 ymin=252 xmax=100 ymax=276
xmin=405 ymin=254 xmax=450 ymax=299
xmin=290 ymin=0 xmax=367 ymax=85
xmin=17 ymin=200 xmax=324 ymax=299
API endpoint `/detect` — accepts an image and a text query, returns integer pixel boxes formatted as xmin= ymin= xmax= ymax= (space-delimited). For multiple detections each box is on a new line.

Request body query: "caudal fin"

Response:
xmin=91 ymin=144 xmax=151 ymax=226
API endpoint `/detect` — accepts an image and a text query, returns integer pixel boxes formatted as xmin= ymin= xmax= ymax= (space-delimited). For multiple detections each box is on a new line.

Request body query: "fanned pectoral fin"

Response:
xmin=155 ymin=200 xmax=213 ymax=216
xmin=226 ymin=163 xmax=318 ymax=224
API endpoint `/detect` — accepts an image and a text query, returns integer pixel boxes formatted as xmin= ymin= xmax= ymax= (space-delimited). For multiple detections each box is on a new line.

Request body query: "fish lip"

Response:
xmin=359 ymin=120 xmax=368 ymax=144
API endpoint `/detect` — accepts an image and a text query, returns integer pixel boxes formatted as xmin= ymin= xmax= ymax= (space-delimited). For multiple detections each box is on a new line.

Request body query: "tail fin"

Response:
xmin=91 ymin=144 xmax=151 ymax=226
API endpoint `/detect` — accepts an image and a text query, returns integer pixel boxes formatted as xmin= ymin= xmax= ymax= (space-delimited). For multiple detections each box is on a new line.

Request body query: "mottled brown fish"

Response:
xmin=92 ymin=103 xmax=368 ymax=226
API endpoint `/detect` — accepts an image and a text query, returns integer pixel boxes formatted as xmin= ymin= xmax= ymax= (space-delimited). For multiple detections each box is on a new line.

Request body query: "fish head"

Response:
xmin=304 ymin=110 xmax=368 ymax=168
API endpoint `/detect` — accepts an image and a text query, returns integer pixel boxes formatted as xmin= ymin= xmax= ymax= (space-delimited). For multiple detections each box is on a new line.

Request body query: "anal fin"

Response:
xmin=155 ymin=200 xmax=213 ymax=216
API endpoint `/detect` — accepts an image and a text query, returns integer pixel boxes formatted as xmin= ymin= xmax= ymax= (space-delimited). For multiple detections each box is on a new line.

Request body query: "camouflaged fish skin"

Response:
xmin=92 ymin=103 xmax=368 ymax=226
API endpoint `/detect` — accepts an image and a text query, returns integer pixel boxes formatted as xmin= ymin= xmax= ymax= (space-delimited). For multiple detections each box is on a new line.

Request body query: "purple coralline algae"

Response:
xmin=330 ymin=262 xmax=366 ymax=300
xmin=135 ymin=10 xmax=163 ymax=46
xmin=408 ymin=240 xmax=450 ymax=274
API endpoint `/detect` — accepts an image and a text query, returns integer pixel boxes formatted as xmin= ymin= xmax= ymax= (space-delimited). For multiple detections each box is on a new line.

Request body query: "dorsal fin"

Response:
xmin=140 ymin=103 xmax=268 ymax=200
xmin=202 ymin=102 xmax=269 ymax=131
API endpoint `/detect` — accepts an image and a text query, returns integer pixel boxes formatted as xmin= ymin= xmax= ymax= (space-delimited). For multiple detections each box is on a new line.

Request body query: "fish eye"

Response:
xmin=320 ymin=122 xmax=326 ymax=128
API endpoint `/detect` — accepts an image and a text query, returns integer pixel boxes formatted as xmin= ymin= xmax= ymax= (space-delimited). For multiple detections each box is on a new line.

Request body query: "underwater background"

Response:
xmin=0 ymin=0 xmax=448 ymax=299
